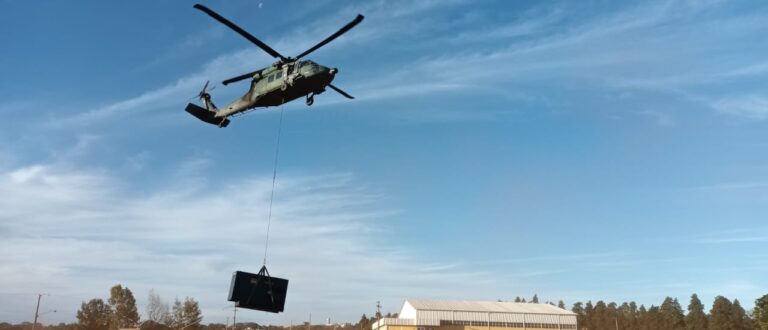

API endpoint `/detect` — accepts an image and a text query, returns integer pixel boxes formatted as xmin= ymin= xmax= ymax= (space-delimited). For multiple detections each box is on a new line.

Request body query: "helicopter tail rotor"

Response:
xmin=192 ymin=80 xmax=215 ymax=100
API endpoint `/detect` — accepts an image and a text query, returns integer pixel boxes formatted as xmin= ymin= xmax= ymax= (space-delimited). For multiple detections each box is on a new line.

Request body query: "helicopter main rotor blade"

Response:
xmin=193 ymin=4 xmax=288 ymax=61
xmin=328 ymin=84 xmax=354 ymax=99
xmin=222 ymin=69 xmax=262 ymax=85
xmin=294 ymin=14 xmax=364 ymax=61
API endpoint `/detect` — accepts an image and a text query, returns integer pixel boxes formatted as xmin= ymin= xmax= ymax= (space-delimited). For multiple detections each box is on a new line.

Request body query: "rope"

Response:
xmin=263 ymin=107 xmax=285 ymax=266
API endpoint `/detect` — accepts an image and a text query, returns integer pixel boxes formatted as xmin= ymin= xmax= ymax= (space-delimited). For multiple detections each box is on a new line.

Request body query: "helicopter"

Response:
xmin=185 ymin=4 xmax=364 ymax=127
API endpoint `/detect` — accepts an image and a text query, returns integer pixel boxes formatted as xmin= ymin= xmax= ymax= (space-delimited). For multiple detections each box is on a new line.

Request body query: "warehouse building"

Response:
xmin=372 ymin=299 xmax=577 ymax=330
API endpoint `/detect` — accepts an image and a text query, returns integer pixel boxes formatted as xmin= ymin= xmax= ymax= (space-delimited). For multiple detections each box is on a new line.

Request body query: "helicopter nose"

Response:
xmin=329 ymin=68 xmax=338 ymax=75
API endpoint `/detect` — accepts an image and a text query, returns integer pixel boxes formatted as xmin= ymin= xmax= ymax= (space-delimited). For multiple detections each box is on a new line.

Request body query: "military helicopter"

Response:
xmin=185 ymin=4 xmax=364 ymax=127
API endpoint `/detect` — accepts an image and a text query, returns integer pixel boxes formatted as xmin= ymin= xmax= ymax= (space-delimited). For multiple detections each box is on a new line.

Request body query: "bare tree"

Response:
xmin=147 ymin=290 xmax=171 ymax=325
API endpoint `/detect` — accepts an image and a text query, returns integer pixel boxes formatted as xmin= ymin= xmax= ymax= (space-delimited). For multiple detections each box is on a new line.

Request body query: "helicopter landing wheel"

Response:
xmin=306 ymin=94 xmax=314 ymax=106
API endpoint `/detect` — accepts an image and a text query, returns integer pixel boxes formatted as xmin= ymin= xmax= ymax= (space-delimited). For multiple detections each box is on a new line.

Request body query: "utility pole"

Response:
xmin=31 ymin=293 xmax=44 ymax=330
xmin=233 ymin=303 xmax=237 ymax=330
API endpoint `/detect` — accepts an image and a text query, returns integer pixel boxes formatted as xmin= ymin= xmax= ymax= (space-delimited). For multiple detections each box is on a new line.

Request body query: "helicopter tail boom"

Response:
xmin=185 ymin=103 xmax=230 ymax=127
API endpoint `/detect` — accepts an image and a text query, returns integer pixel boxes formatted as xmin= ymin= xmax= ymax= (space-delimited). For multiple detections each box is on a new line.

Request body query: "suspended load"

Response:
xmin=228 ymin=266 xmax=288 ymax=313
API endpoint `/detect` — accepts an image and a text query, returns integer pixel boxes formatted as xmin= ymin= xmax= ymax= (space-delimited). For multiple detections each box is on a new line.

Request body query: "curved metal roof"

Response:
xmin=405 ymin=299 xmax=576 ymax=315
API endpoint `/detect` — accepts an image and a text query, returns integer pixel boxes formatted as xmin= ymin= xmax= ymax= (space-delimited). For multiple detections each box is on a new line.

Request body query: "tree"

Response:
xmin=637 ymin=305 xmax=648 ymax=330
xmin=514 ymin=297 xmax=522 ymax=303
xmin=77 ymin=299 xmax=112 ymax=330
xmin=357 ymin=314 xmax=370 ymax=330
xmin=686 ymin=294 xmax=708 ymax=330
xmin=584 ymin=301 xmax=594 ymax=330
xmin=730 ymin=299 xmax=752 ymax=330
xmin=147 ymin=290 xmax=171 ymax=325
xmin=754 ymin=294 xmax=768 ymax=330
xmin=109 ymin=284 xmax=140 ymax=330
xmin=643 ymin=306 xmax=663 ymax=330
xmin=557 ymin=300 xmax=566 ymax=309
xmin=660 ymin=297 xmax=685 ymax=330
xmin=171 ymin=297 xmax=202 ymax=330
xmin=711 ymin=296 xmax=734 ymax=330
xmin=572 ymin=302 xmax=586 ymax=329
xmin=531 ymin=294 xmax=539 ymax=303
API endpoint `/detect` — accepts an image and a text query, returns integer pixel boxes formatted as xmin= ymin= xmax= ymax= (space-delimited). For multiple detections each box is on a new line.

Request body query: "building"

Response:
xmin=372 ymin=299 xmax=577 ymax=330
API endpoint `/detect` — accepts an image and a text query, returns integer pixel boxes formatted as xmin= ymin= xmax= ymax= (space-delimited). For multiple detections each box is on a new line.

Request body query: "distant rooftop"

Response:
xmin=404 ymin=299 xmax=576 ymax=315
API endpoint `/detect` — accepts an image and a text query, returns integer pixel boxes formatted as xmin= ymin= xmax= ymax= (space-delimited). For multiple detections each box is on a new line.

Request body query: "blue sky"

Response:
xmin=2 ymin=0 xmax=768 ymax=325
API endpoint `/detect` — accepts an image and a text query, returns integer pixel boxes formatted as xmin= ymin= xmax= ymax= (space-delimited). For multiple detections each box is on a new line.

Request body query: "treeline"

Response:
xmin=569 ymin=293 xmax=768 ymax=330
xmin=5 ymin=290 xmax=768 ymax=330
xmin=0 ymin=284 xmax=205 ymax=330
xmin=74 ymin=284 xmax=202 ymax=330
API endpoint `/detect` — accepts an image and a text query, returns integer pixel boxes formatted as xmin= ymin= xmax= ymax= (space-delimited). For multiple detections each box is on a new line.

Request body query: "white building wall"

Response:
xmin=417 ymin=310 xmax=454 ymax=321
xmin=394 ymin=300 xmax=577 ymax=328
xmin=400 ymin=301 xmax=417 ymax=319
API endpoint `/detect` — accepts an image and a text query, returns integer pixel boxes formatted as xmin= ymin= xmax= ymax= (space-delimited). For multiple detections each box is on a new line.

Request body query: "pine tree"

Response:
xmin=731 ymin=299 xmax=752 ymax=330
xmin=531 ymin=294 xmax=539 ymax=303
xmin=686 ymin=294 xmax=708 ymax=330
xmin=558 ymin=300 xmax=566 ymax=309
xmin=660 ymin=297 xmax=685 ymax=330
xmin=710 ymin=296 xmax=734 ymax=330
xmin=644 ymin=306 xmax=663 ymax=330
xmin=592 ymin=301 xmax=615 ymax=330
xmin=170 ymin=297 xmax=202 ymax=330
xmin=358 ymin=314 xmax=370 ymax=330
xmin=585 ymin=301 xmax=594 ymax=330
xmin=754 ymin=294 xmax=768 ymax=330
xmin=108 ymin=284 xmax=140 ymax=330
xmin=572 ymin=302 xmax=586 ymax=329
xmin=617 ymin=303 xmax=629 ymax=329
xmin=514 ymin=297 xmax=521 ymax=303
xmin=630 ymin=302 xmax=640 ymax=329
xmin=181 ymin=297 xmax=203 ymax=330
xmin=77 ymin=299 xmax=112 ymax=330
xmin=637 ymin=305 xmax=648 ymax=330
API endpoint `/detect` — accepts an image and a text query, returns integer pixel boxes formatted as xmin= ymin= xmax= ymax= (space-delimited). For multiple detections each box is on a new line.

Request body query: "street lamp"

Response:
xmin=31 ymin=293 xmax=51 ymax=330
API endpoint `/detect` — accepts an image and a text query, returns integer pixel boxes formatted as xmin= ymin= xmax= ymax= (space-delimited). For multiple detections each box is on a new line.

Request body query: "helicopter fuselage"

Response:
xmin=213 ymin=60 xmax=336 ymax=118
xmin=186 ymin=4 xmax=361 ymax=127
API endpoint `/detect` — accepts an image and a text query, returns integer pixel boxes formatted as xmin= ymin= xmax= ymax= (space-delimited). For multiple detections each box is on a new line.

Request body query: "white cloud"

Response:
xmin=694 ymin=227 xmax=768 ymax=244
xmin=0 ymin=162 xmax=507 ymax=325
xmin=712 ymin=96 xmax=768 ymax=120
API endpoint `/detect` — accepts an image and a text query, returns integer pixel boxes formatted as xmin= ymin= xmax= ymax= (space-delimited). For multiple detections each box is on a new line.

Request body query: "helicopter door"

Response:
xmin=287 ymin=62 xmax=300 ymax=85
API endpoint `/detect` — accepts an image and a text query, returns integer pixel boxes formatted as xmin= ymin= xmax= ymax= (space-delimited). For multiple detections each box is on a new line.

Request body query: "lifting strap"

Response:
xmin=263 ymin=107 xmax=285 ymax=266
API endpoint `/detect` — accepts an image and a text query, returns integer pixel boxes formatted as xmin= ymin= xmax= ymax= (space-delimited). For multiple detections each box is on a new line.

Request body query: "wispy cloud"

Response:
xmin=695 ymin=227 xmax=768 ymax=244
xmin=712 ymin=96 xmax=768 ymax=120
xmin=0 ymin=159 xmax=510 ymax=324
xmin=687 ymin=181 xmax=768 ymax=191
